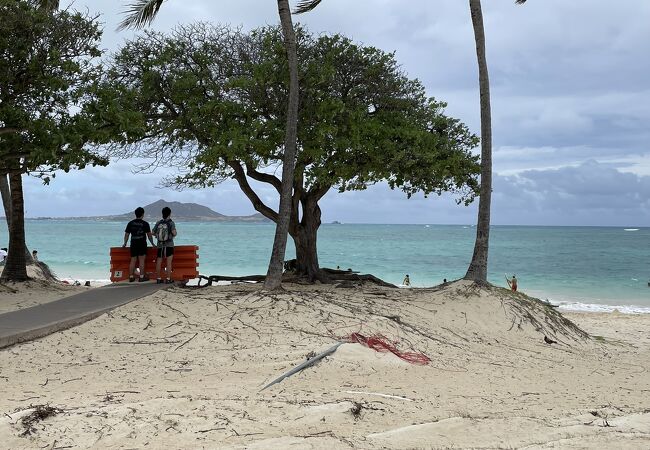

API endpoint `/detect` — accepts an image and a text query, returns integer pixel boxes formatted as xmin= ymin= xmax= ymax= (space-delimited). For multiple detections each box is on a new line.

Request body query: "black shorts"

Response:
xmin=157 ymin=246 xmax=174 ymax=258
xmin=130 ymin=240 xmax=147 ymax=257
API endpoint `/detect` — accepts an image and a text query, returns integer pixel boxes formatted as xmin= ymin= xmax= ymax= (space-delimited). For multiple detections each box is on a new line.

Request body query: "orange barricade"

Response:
xmin=109 ymin=245 xmax=199 ymax=283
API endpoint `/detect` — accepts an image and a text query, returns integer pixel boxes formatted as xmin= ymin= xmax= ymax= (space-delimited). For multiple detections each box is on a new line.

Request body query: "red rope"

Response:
xmin=343 ymin=332 xmax=430 ymax=365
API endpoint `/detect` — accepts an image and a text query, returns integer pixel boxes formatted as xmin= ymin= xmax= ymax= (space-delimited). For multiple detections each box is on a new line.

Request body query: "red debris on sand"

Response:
xmin=344 ymin=332 xmax=430 ymax=365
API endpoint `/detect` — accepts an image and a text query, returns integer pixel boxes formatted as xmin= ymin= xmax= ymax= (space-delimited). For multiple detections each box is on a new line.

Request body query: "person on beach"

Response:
xmin=153 ymin=206 xmax=177 ymax=284
xmin=506 ymin=274 xmax=518 ymax=292
xmin=403 ymin=274 xmax=411 ymax=286
xmin=123 ymin=207 xmax=155 ymax=282
xmin=0 ymin=247 xmax=7 ymax=262
xmin=32 ymin=250 xmax=38 ymax=261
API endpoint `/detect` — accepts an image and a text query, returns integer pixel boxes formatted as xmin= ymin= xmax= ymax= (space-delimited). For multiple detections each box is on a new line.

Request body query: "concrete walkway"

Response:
xmin=0 ymin=282 xmax=168 ymax=349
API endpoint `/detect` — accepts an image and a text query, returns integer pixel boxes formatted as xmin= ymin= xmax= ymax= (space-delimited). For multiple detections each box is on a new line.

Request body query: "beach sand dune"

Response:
xmin=0 ymin=265 xmax=89 ymax=314
xmin=1 ymin=280 xmax=649 ymax=448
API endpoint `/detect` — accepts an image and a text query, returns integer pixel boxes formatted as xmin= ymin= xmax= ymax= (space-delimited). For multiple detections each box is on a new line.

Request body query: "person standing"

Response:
xmin=123 ymin=207 xmax=155 ymax=282
xmin=153 ymin=206 xmax=177 ymax=284
xmin=0 ymin=247 xmax=7 ymax=262
xmin=506 ymin=274 xmax=518 ymax=292
xmin=403 ymin=274 xmax=411 ymax=286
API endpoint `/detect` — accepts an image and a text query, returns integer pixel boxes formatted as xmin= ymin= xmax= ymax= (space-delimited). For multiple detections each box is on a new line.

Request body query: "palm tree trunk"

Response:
xmin=464 ymin=0 xmax=492 ymax=283
xmin=1 ymin=171 xmax=29 ymax=281
xmin=264 ymin=0 xmax=300 ymax=290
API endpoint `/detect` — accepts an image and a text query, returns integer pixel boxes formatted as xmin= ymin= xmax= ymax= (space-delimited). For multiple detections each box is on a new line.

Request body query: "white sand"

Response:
xmin=0 ymin=280 xmax=649 ymax=448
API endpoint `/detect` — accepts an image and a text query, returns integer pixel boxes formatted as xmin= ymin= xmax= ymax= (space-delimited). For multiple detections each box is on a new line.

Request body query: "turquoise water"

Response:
xmin=1 ymin=221 xmax=649 ymax=312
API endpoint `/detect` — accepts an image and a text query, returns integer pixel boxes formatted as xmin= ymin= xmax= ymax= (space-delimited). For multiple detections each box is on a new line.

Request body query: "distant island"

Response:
xmin=31 ymin=199 xmax=270 ymax=223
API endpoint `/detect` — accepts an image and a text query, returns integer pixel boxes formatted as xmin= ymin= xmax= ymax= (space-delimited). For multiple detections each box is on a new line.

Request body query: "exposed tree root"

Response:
xmin=455 ymin=281 xmax=591 ymax=344
xmin=190 ymin=267 xmax=396 ymax=289
xmin=34 ymin=261 xmax=58 ymax=283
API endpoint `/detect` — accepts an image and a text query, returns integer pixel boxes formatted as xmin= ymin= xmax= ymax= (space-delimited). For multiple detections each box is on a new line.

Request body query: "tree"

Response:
xmin=264 ymin=0 xmax=299 ymax=289
xmin=0 ymin=0 xmax=106 ymax=281
xmin=0 ymin=0 xmax=60 ymax=260
xmin=463 ymin=0 xmax=492 ymax=282
xmin=119 ymin=1 xmax=300 ymax=290
xmin=296 ymin=0 xmax=526 ymax=284
xmin=91 ymin=24 xmax=480 ymax=280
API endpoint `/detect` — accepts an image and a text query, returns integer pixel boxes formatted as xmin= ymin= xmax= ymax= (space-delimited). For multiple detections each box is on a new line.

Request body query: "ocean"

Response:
xmin=1 ymin=221 xmax=649 ymax=313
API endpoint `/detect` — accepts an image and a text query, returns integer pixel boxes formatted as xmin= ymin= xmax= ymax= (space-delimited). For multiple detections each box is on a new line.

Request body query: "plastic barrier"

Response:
xmin=110 ymin=245 xmax=199 ymax=283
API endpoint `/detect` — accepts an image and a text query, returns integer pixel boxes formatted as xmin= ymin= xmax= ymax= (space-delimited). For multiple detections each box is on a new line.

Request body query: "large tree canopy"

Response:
xmin=0 ymin=0 xmax=106 ymax=281
xmin=93 ymin=23 xmax=479 ymax=279
xmin=0 ymin=0 xmax=106 ymax=176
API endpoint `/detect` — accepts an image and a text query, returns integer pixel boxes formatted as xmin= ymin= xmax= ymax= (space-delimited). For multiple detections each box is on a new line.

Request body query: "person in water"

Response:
xmin=506 ymin=274 xmax=518 ymax=292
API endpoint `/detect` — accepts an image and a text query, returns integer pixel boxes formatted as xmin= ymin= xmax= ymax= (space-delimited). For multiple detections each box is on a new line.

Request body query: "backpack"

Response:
xmin=156 ymin=220 xmax=172 ymax=243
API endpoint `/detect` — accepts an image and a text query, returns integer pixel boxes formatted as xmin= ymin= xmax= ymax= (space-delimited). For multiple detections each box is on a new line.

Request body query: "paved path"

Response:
xmin=0 ymin=282 xmax=168 ymax=349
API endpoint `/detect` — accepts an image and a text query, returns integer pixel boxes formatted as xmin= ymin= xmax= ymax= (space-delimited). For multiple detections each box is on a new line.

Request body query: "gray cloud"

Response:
xmin=18 ymin=0 xmax=650 ymax=225
xmin=493 ymin=161 xmax=650 ymax=225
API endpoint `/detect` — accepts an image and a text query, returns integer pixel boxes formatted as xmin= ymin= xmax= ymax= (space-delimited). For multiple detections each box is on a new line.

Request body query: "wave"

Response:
xmin=59 ymin=278 xmax=112 ymax=287
xmin=558 ymin=301 xmax=650 ymax=314
xmin=624 ymin=228 xmax=639 ymax=231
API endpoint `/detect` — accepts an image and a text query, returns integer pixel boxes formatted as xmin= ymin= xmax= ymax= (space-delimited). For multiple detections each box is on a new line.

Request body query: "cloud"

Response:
xmin=15 ymin=0 xmax=650 ymax=226
xmin=494 ymin=160 xmax=650 ymax=226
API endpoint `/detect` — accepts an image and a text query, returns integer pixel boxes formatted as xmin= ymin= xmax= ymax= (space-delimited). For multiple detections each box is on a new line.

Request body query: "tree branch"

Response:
xmin=244 ymin=162 xmax=282 ymax=194
xmin=310 ymin=183 xmax=330 ymax=202
xmin=229 ymin=160 xmax=279 ymax=222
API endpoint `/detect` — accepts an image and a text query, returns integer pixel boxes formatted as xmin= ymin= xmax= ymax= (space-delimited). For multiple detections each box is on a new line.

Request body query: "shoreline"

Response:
xmin=4 ymin=269 xmax=650 ymax=315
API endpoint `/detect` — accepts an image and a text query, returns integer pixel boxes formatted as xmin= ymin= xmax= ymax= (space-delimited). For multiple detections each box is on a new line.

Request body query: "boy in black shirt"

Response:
xmin=123 ymin=207 xmax=155 ymax=282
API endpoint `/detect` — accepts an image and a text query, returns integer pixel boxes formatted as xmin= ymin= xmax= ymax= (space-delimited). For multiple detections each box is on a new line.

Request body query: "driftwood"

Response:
xmin=196 ymin=274 xmax=265 ymax=287
xmin=260 ymin=342 xmax=343 ymax=391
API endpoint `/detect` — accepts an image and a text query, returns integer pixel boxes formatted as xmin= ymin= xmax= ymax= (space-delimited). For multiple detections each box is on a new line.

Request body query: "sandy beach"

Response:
xmin=1 ymin=280 xmax=649 ymax=449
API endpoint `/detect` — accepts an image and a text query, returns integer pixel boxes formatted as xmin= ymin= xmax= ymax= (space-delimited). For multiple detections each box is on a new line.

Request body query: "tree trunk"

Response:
xmin=1 ymin=172 xmax=28 ymax=281
xmin=264 ymin=0 xmax=300 ymax=290
xmin=0 ymin=173 xmax=33 ymax=265
xmin=293 ymin=198 xmax=322 ymax=281
xmin=465 ymin=0 xmax=492 ymax=283
xmin=0 ymin=173 xmax=11 ymax=230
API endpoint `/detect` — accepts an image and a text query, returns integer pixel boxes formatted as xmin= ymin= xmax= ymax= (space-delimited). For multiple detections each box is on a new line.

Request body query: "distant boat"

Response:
xmin=624 ymin=228 xmax=639 ymax=231
xmin=331 ymin=221 xmax=342 ymax=224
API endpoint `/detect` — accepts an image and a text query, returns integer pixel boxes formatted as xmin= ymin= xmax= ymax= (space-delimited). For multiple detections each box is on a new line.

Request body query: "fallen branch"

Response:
xmin=161 ymin=302 xmax=188 ymax=318
xmin=345 ymin=391 xmax=414 ymax=402
xmin=174 ymin=333 xmax=198 ymax=351
xmin=260 ymin=342 xmax=343 ymax=391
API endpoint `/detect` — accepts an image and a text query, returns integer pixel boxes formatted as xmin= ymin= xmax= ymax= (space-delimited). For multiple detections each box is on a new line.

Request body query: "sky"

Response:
xmin=20 ymin=0 xmax=650 ymax=225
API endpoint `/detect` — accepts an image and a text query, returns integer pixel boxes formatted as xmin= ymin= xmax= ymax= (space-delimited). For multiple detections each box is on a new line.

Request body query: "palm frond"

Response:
xmin=294 ymin=0 xmax=324 ymax=14
xmin=515 ymin=0 xmax=527 ymax=4
xmin=118 ymin=0 xmax=166 ymax=31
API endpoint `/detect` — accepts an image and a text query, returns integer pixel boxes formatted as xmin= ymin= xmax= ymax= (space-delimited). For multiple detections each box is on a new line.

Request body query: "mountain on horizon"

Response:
xmin=67 ymin=199 xmax=269 ymax=222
